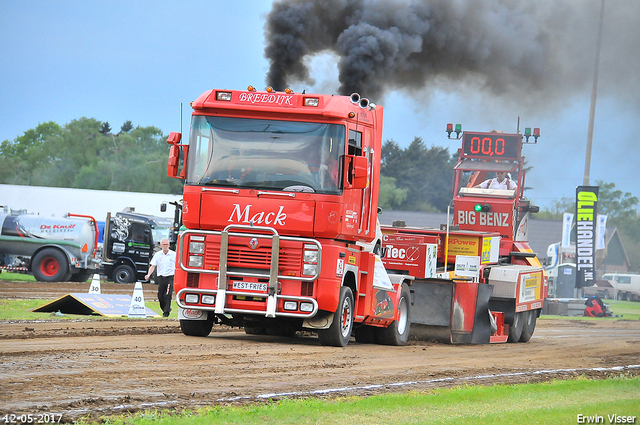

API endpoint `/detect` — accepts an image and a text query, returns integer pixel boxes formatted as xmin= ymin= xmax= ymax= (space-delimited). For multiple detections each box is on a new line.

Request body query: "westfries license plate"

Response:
xmin=232 ymin=281 xmax=268 ymax=292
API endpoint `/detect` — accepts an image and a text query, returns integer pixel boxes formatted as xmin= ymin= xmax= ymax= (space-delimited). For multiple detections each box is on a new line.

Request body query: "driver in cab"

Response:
xmin=474 ymin=171 xmax=517 ymax=190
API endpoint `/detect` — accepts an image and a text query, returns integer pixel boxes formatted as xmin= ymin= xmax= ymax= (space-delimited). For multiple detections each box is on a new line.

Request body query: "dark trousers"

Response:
xmin=156 ymin=275 xmax=174 ymax=316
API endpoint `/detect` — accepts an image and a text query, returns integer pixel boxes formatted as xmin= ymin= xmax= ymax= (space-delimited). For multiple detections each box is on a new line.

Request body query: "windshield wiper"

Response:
xmin=198 ymin=177 xmax=240 ymax=186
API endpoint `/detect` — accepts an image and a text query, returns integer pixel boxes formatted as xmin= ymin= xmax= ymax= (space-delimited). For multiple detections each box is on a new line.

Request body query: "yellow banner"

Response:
xmin=447 ymin=235 xmax=479 ymax=257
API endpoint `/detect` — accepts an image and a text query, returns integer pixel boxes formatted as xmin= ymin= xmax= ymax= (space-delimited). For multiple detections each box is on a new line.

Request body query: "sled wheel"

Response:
xmin=113 ymin=264 xmax=136 ymax=283
xmin=32 ymin=248 xmax=71 ymax=282
xmin=376 ymin=283 xmax=411 ymax=346
xmin=507 ymin=311 xmax=524 ymax=343
xmin=318 ymin=286 xmax=354 ymax=347
xmin=519 ymin=310 xmax=538 ymax=342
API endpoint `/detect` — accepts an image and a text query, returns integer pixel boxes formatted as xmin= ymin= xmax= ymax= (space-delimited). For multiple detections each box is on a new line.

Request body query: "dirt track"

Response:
xmin=1 ymin=280 xmax=639 ymax=423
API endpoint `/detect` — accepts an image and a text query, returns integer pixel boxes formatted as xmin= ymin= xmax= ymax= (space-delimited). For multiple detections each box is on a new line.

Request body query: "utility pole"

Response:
xmin=583 ymin=0 xmax=605 ymax=186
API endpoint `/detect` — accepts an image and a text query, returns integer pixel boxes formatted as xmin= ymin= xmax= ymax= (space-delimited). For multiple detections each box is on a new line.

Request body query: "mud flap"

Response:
xmin=451 ymin=284 xmax=493 ymax=344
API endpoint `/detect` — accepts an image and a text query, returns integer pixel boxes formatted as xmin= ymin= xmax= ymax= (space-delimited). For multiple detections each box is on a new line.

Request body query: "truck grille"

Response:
xmin=186 ymin=273 xmax=200 ymax=288
xmin=204 ymin=243 xmax=303 ymax=271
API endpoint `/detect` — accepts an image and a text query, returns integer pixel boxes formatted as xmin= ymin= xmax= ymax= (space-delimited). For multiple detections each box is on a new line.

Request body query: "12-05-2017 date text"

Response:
xmin=1 ymin=413 xmax=62 ymax=424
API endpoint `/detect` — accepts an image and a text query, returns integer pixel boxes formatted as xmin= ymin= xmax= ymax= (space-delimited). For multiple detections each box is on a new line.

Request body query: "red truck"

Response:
xmin=166 ymin=87 xmax=546 ymax=346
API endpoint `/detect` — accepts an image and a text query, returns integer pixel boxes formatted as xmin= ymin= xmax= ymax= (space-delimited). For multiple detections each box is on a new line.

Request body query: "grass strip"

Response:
xmin=0 ymin=299 xmax=176 ymax=320
xmin=80 ymin=376 xmax=640 ymax=425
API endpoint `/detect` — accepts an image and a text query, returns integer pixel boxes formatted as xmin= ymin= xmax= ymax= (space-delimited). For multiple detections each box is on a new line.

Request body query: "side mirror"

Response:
xmin=167 ymin=132 xmax=181 ymax=145
xmin=168 ymin=145 xmax=180 ymax=178
xmin=167 ymin=132 xmax=187 ymax=179
xmin=352 ymin=155 xmax=368 ymax=189
xmin=160 ymin=202 xmax=167 ymax=212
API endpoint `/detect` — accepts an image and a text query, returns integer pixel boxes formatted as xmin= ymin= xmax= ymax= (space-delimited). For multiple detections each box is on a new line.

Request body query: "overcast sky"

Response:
xmin=1 ymin=0 xmax=638 ymax=210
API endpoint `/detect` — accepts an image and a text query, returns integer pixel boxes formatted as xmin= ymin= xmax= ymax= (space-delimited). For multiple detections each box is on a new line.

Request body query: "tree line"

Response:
xmin=0 ymin=119 xmax=459 ymax=208
xmin=2 ymin=119 xmax=638 ymax=245
xmin=0 ymin=118 xmax=183 ymax=194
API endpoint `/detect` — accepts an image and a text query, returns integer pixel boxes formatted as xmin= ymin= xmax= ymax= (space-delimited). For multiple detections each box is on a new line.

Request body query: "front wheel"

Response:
xmin=376 ymin=284 xmax=411 ymax=346
xmin=318 ymin=286 xmax=354 ymax=347
xmin=180 ymin=316 xmax=214 ymax=337
xmin=113 ymin=264 xmax=136 ymax=283
xmin=519 ymin=309 xmax=538 ymax=342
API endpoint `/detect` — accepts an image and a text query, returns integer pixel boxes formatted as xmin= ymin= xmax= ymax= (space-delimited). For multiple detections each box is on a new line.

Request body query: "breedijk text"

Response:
xmin=238 ymin=92 xmax=293 ymax=106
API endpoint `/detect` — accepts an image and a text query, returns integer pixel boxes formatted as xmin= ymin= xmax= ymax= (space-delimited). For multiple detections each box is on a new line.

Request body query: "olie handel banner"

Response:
xmin=575 ymin=186 xmax=598 ymax=288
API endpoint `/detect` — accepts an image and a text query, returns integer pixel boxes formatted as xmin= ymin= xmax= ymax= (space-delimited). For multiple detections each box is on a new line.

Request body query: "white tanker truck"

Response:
xmin=0 ymin=207 xmax=99 ymax=282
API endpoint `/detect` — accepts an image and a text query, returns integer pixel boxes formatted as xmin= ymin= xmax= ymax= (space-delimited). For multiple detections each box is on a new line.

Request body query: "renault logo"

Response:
xmin=249 ymin=238 xmax=259 ymax=250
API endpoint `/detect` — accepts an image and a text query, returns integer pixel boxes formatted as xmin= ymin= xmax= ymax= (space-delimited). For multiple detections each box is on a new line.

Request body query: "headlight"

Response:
xmin=304 ymin=250 xmax=318 ymax=263
xmin=185 ymin=294 xmax=199 ymax=304
xmin=201 ymin=295 xmax=215 ymax=305
xmin=303 ymin=245 xmax=319 ymax=276
xmin=283 ymin=301 xmax=298 ymax=311
xmin=189 ymin=255 xmax=203 ymax=268
xmin=189 ymin=241 xmax=205 ymax=254
xmin=303 ymin=97 xmax=319 ymax=107
xmin=300 ymin=302 xmax=314 ymax=312
xmin=303 ymin=264 xmax=317 ymax=276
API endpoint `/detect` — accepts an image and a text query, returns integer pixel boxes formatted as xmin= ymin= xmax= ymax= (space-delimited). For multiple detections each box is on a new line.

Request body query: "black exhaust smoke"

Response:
xmin=264 ymin=0 xmax=640 ymax=110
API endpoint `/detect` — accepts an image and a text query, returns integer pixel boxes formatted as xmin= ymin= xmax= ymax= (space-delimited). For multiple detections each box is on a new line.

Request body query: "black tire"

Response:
xmin=354 ymin=325 xmax=377 ymax=343
xmin=376 ymin=284 xmax=411 ymax=346
xmin=32 ymin=248 xmax=71 ymax=282
xmin=244 ymin=326 xmax=267 ymax=335
xmin=507 ymin=311 xmax=524 ymax=343
xmin=113 ymin=264 xmax=136 ymax=283
xmin=266 ymin=324 xmax=298 ymax=337
xmin=519 ymin=309 xmax=538 ymax=342
xmin=69 ymin=270 xmax=93 ymax=282
xmin=180 ymin=316 xmax=214 ymax=337
xmin=318 ymin=286 xmax=354 ymax=347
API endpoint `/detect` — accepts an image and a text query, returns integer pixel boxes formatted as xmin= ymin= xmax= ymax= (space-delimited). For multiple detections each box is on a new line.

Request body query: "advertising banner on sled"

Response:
xmin=575 ymin=186 xmax=598 ymax=288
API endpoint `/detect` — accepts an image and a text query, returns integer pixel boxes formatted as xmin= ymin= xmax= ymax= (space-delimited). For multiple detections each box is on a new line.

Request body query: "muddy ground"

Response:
xmin=1 ymin=280 xmax=639 ymax=423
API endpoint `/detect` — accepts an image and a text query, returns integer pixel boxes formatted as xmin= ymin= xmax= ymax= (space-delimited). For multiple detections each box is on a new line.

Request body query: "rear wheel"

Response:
xmin=507 ymin=311 xmax=524 ymax=343
xmin=180 ymin=316 xmax=214 ymax=337
xmin=32 ymin=248 xmax=71 ymax=282
xmin=519 ymin=310 xmax=538 ymax=342
xmin=318 ymin=286 xmax=354 ymax=347
xmin=113 ymin=264 xmax=136 ymax=283
xmin=376 ymin=284 xmax=411 ymax=346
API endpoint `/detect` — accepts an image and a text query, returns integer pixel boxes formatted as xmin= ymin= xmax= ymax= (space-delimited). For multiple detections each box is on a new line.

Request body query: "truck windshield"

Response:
xmin=151 ymin=226 xmax=171 ymax=247
xmin=187 ymin=116 xmax=345 ymax=194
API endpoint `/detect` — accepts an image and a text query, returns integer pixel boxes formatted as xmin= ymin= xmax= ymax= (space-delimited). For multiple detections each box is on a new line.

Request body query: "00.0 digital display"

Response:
xmin=462 ymin=133 xmax=520 ymax=160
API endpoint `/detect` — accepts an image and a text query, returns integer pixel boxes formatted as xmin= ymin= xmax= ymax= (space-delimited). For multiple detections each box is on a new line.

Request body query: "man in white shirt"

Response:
xmin=475 ymin=171 xmax=517 ymax=190
xmin=145 ymin=239 xmax=176 ymax=317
